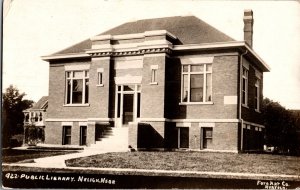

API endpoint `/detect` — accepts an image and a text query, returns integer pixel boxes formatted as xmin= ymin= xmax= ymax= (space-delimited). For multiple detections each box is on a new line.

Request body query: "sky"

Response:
xmin=3 ymin=0 xmax=300 ymax=109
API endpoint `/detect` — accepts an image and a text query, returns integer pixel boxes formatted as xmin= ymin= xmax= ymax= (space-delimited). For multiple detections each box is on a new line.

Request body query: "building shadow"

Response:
xmin=137 ymin=123 xmax=164 ymax=150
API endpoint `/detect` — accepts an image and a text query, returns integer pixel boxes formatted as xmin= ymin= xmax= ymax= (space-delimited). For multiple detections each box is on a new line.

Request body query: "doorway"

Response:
xmin=115 ymin=84 xmax=141 ymax=127
xmin=123 ymin=94 xmax=134 ymax=125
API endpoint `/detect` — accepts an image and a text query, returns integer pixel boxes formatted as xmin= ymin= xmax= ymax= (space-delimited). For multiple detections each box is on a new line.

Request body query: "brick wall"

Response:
xmin=86 ymin=122 xmax=96 ymax=146
xmin=165 ymin=54 xmax=239 ymax=119
xmin=189 ymin=123 xmax=200 ymax=149
xmin=241 ymin=57 xmax=264 ymax=124
xmin=141 ymin=54 xmax=166 ymax=118
xmin=44 ymin=121 xmax=62 ymax=144
xmin=128 ymin=122 xmax=138 ymax=149
xmin=213 ymin=122 xmax=239 ymax=151
xmin=47 ymin=58 xmax=112 ymax=119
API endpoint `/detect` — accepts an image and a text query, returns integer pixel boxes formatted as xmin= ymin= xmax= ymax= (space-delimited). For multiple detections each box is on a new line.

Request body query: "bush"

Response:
xmin=24 ymin=124 xmax=45 ymax=146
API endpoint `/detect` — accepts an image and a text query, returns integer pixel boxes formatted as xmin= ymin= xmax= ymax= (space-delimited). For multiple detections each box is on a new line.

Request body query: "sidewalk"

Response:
xmin=9 ymin=146 xmax=112 ymax=167
xmin=32 ymin=149 xmax=109 ymax=167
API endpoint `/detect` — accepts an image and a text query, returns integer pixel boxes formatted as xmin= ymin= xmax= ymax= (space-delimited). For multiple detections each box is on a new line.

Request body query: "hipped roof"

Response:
xmin=53 ymin=16 xmax=235 ymax=55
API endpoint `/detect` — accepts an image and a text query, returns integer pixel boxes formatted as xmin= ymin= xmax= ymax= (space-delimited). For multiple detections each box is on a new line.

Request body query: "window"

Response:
xmin=25 ymin=113 xmax=29 ymax=122
xmin=178 ymin=127 xmax=189 ymax=148
xmin=202 ymin=127 xmax=213 ymax=149
xmin=39 ymin=112 xmax=43 ymax=121
xmin=150 ymin=65 xmax=158 ymax=84
xmin=98 ymin=72 xmax=103 ymax=86
xmin=151 ymin=69 xmax=157 ymax=83
xmin=255 ymin=78 xmax=260 ymax=111
xmin=242 ymin=67 xmax=248 ymax=106
xmin=34 ymin=112 xmax=38 ymax=122
xmin=181 ymin=63 xmax=212 ymax=103
xmin=63 ymin=126 xmax=72 ymax=145
xmin=97 ymin=68 xmax=104 ymax=86
xmin=65 ymin=70 xmax=89 ymax=104
xmin=80 ymin=126 xmax=87 ymax=146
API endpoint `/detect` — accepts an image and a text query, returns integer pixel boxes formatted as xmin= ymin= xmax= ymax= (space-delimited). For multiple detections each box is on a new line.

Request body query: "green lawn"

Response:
xmin=66 ymin=151 xmax=300 ymax=175
xmin=2 ymin=149 xmax=79 ymax=163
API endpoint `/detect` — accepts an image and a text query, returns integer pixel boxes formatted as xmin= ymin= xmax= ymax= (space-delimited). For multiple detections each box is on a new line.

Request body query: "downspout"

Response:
xmin=239 ymin=50 xmax=248 ymax=152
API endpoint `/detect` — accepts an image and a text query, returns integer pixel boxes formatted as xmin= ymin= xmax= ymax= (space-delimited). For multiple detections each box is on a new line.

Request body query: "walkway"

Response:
xmin=11 ymin=145 xmax=120 ymax=168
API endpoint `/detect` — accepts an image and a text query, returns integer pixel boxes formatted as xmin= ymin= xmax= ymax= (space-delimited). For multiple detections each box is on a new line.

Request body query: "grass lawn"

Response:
xmin=66 ymin=151 xmax=300 ymax=175
xmin=2 ymin=149 xmax=79 ymax=163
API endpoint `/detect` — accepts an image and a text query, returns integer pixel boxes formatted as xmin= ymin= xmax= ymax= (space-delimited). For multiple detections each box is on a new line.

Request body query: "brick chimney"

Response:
xmin=243 ymin=9 xmax=254 ymax=47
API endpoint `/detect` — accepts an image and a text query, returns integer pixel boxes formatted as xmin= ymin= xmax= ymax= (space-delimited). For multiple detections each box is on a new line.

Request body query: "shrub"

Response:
xmin=24 ymin=124 xmax=45 ymax=146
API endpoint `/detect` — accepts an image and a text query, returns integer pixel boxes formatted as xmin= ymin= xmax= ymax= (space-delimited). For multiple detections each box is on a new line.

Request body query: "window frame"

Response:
xmin=180 ymin=63 xmax=212 ymax=104
xmin=97 ymin=68 xmax=104 ymax=87
xmin=254 ymin=78 xmax=260 ymax=112
xmin=150 ymin=65 xmax=158 ymax=85
xmin=201 ymin=127 xmax=213 ymax=149
xmin=62 ymin=126 xmax=72 ymax=145
xmin=65 ymin=70 xmax=89 ymax=106
xmin=79 ymin=125 xmax=87 ymax=146
xmin=178 ymin=127 xmax=189 ymax=149
xmin=242 ymin=66 xmax=248 ymax=107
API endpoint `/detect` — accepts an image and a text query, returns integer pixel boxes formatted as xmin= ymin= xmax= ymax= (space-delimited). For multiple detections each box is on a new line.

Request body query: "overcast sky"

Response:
xmin=3 ymin=0 xmax=300 ymax=109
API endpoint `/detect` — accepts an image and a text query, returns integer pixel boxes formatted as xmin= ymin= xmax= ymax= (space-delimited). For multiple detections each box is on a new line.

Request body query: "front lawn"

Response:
xmin=66 ymin=151 xmax=300 ymax=175
xmin=2 ymin=149 xmax=79 ymax=163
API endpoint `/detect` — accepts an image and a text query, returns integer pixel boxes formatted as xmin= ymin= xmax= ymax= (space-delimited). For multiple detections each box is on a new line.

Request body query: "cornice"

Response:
xmin=87 ymin=47 xmax=172 ymax=57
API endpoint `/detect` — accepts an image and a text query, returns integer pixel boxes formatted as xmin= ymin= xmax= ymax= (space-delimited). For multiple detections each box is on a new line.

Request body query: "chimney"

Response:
xmin=243 ymin=9 xmax=254 ymax=47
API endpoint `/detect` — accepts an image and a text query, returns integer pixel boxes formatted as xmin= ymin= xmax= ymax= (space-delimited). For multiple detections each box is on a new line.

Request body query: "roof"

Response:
xmin=53 ymin=16 xmax=235 ymax=55
xmin=28 ymin=96 xmax=48 ymax=110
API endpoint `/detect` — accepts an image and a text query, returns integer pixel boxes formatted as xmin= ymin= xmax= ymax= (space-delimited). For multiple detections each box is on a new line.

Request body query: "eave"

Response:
xmin=173 ymin=41 xmax=270 ymax=72
xmin=42 ymin=41 xmax=270 ymax=72
xmin=41 ymin=53 xmax=90 ymax=61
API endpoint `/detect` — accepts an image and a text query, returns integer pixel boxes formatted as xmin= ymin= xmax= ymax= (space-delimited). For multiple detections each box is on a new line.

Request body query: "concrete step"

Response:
xmin=87 ymin=127 xmax=128 ymax=152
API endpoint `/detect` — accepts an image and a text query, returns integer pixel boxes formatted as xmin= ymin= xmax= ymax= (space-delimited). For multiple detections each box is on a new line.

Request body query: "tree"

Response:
xmin=261 ymin=98 xmax=299 ymax=155
xmin=2 ymin=85 xmax=34 ymax=147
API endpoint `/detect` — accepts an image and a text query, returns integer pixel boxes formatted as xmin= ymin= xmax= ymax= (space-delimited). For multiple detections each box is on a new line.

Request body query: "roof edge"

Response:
xmin=41 ymin=40 xmax=270 ymax=72
xmin=174 ymin=41 xmax=270 ymax=72
xmin=41 ymin=53 xmax=90 ymax=61
xmin=91 ymin=30 xmax=177 ymax=41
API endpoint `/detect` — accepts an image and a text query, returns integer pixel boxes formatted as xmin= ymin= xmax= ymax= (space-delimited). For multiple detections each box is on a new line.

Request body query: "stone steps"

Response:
xmin=87 ymin=127 xmax=129 ymax=152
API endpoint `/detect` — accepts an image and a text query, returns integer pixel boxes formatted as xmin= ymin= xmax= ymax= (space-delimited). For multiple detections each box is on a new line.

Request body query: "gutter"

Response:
xmin=239 ymin=50 xmax=248 ymax=152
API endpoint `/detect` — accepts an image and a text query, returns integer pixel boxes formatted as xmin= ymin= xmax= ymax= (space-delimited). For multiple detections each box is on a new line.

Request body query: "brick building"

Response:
xmin=42 ymin=10 xmax=270 ymax=152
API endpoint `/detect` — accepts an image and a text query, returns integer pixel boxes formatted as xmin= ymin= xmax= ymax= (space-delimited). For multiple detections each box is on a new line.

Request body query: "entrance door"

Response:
xmin=115 ymin=84 xmax=141 ymax=127
xmin=80 ymin=126 xmax=87 ymax=146
xmin=123 ymin=94 xmax=134 ymax=125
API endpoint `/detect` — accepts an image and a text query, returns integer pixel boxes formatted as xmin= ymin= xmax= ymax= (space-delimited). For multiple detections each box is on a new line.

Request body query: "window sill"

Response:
xmin=242 ymin=104 xmax=249 ymax=108
xmin=63 ymin=104 xmax=90 ymax=107
xmin=150 ymin=82 xmax=158 ymax=85
xmin=179 ymin=102 xmax=214 ymax=105
xmin=97 ymin=84 xmax=104 ymax=87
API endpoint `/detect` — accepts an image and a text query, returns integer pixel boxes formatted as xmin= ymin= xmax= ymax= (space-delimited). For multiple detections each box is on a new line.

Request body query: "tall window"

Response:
xmin=151 ymin=69 xmax=157 ymax=83
xmin=150 ymin=65 xmax=158 ymax=84
xmin=97 ymin=72 xmax=103 ymax=85
xmin=66 ymin=70 xmax=89 ymax=104
xmin=242 ymin=67 xmax=248 ymax=106
xmin=178 ymin=127 xmax=189 ymax=148
xmin=255 ymin=78 xmax=260 ymax=111
xmin=97 ymin=68 xmax=104 ymax=86
xmin=63 ymin=126 xmax=72 ymax=145
xmin=202 ymin=127 xmax=213 ymax=149
xmin=181 ymin=64 xmax=212 ymax=103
